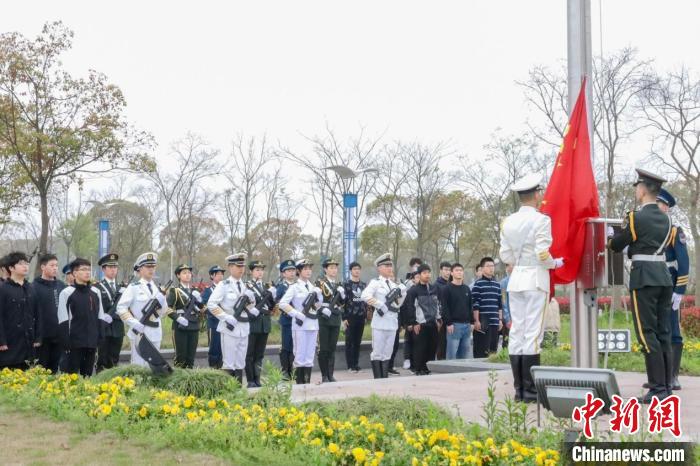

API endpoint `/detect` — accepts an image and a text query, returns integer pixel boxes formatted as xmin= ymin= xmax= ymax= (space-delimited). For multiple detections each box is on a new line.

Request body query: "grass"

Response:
xmin=489 ymin=311 xmax=700 ymax=375
xmin=0 ymin=404 xmax=229 ymax=465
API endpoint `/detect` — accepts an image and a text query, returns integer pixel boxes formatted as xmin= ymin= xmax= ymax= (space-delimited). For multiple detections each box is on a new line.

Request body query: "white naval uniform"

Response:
xmin=116 ymin=278 xmax=168 ymax=367
xmin=361 ymin=277 xmax=406 ymax=361
xmin=499 ymin=205 xmax=556 ymax=355
xmin=279 ymin=279 xmax=319 ymax=368
xmin=206 ymin=276 xmax=251 ymax=371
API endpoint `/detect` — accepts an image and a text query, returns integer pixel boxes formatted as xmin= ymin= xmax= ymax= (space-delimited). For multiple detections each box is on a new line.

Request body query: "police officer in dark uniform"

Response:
xmin=657 ymin=188 xmax=690 ymax=391
xmin=276 ymin=259 xmax=297 ymax=380
xmin=95 ymin=253 xmax=125 ymax=373
xmin=316 ymin=258 xmax=344 ymax=383
xmin=608 ymin=169 xmax=674 ymax=402
xmin=166 ymin=264 xmax=203 ymax=368
xmin=202 ymin=265 xmax=225 ymax=368
xmin=244 ymin=260 xmax=275 ymax=388
xmin=342 ymin=261 xmax=367 ymax=372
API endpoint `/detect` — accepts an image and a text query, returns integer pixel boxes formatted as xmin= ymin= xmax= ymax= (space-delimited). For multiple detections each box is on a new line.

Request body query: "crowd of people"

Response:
xmin=0 ymin=168 xmax=689 ymax=406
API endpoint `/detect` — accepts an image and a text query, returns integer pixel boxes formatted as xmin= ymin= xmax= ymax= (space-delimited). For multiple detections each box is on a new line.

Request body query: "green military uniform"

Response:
xmin=244 ymin=260 xmax=275 ymax=387
xmin=167 ymin=265 xmax=203 ymax=368
xmin=608 ymin=169 xmax=674 ymax=402
xmin=316 ymin=258 xmax=344 ymax=383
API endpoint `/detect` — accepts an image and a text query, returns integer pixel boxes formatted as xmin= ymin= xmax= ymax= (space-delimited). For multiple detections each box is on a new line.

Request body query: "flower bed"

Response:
xmin=0 ymin=367 xmax=559 ymax=465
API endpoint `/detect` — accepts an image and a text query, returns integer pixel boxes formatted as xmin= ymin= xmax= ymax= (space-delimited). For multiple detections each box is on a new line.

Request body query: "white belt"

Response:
xmin=514 ymin=261 xmax=541 ymax=267
xmin=666 ymin=260 xmax=678 ymax=268
xmin=631 ymin=254 xmax=666 ymax=262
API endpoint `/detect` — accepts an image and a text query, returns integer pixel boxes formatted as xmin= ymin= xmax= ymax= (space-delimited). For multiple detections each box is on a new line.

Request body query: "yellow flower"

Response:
xmin=207 ymin=400 xmax=216 ymax=409
xmin=367 ymin=433 xmax=376 ymax=443
xmin=327 ymin=443 xmax=340 ymax=455
xmin=138 ymin=406 xmax=148 ymax=418
xmin=162 ymin=404 xmax=172 ymax=414
xmin=310 ymin=438 xmax=321 ymax=446
xmin=352 ymin=447 xmax=366 ymax=463
xmin=186 ymin=411 xmax=198 ymax=421
xmin=395 ymin=421 xmax=405 ymax=432
xmin=100 ymin=404 xmax=112 ymax=415
xmin=70 ymin=373 xmax=79 ymax=381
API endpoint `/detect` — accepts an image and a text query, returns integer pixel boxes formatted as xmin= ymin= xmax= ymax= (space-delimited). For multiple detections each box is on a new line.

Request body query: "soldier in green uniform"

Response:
xmin=166 ymin=264 xmax=204 ymax=368
xmin=316 ymin=258 xmax=345 ymax=383
xmin=244 ymin=260 xmax=275 ymax=388
xmin=608 ymin=168 xmax=674 ymax=403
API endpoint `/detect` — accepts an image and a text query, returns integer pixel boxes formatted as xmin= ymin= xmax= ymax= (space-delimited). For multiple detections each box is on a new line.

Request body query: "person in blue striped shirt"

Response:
xmin=471 ymin=257 xmax=503 ymax=357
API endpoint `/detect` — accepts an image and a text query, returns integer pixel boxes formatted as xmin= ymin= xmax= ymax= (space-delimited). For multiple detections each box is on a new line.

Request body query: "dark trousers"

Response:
xmin=38 ymin=338 xmax=63 ymax=374
xmin=412 ymin=324 xmax=438 ymax=373
xmin=501 ymin=324 xmax=510 ymax=349
xmin=435 ymin=324 xmax=447 ymax=360
xmin=403 ymin=329 xmax=414 ymax=362
xmin=318 ymin=324 xmax=340 ymax=372
xmin=174 ymin=329 xmax=199 ymax=368
xmin=246 ymin=331 xmax=269 ymax=379
xmin=631 ymin=286 xmax=673 ymax=354
xmin=96 ymin=336 xmax=123 ymax=373
xmin=207 ymin=315 xmax=222 ymax=368
xmin=61 ymin=348 xmax=96 ymax=377
xmin=344 ymin=316 xmax=365 ymax=369
xmin=388 ymin=328 xmax=400 ymax=369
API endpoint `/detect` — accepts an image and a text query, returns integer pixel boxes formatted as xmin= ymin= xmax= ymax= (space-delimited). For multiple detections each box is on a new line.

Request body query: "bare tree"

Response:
xmin=639 ymin=67 xmax=700 ymax=300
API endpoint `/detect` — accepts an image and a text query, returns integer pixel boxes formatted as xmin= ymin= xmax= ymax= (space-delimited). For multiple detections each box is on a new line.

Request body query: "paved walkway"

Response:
xmin=289 ymin=367 xmax=699 ymax=441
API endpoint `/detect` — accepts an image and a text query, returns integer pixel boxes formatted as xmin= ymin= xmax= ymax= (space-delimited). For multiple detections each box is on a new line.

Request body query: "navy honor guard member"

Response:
xmin=202 ymin=265 xmax=226 ymax=368
xmin=275 ymin=259 xmax=297 ymax=380
xmin=499 ymin=173 xmax=563 ymax=403
xmin=166 ymin=264 xmax=204 ymax=369
xmin=95 ymin=253 xmax=125 ymax=373
xmin=116 ymin=252 xmax=168 ymax=367
xmin=278 ymin=259 xmax=324 ymax=384
xmin=206 ymin=253 xmax=258 ymax=384
xmin=608 ymin=169 xmax=674 ymax=403
xmin=656 ymin=188 xmax=690 ymax=391
xmin=361 ymin=253 xmax=407 ymax=379
xmin=244 ymin=260 xmax=275 ymax=388
xmin=316 ymin=257 xmax=345 ymax=383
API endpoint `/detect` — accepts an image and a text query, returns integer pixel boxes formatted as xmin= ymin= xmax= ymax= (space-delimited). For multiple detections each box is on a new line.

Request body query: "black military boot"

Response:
xmin=224 ymin=369 xmax=236 ymax=378
xmin=295 ymin=367 xmax=305 ymax=384
xmin=304 ymin=367 xmax=312 ymax=384
xmin=663 ymin=350 xmax=674 ymax=398
xmin=639 ymin=352 xmax=667 ymax=404
xmin=671 ymin=343 xmax=683 ymax=390
xmin=327 ymin=356 xmax=337 ymax=382
xmin=279 ymin=351 xmax=290 ymax=380
xmin=233 ymin=369 xmax=244 ymax=386
xmin=509 ymin=355 xmax=523 ymax=402
xmin=381 ymin=360 xmax=390 ymax=378
xmin=319 ymin=355 xmax=330 ymax=383
xmin=245 ymin=364 xmax=256 ymax=388
xmin=521 ymin=354 xmax=539 ymax=403
xmin=371 ymin=360 xmax=382 ymax=379
xmin=254 ymin=362 xmax=263 ymax=388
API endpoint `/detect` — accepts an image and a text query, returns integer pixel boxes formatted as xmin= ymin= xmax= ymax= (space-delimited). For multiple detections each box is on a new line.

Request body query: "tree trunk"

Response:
xmin=35 ymin=191 xmax=50 ymax=275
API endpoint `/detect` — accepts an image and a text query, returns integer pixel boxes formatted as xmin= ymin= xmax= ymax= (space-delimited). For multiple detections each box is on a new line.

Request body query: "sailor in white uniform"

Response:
xmin=116 ymin=252 xmax=168 ymax=367
xmin=361 ymin=253 xmax=406 ymax=379
xmin=499 ymin=173 xmax=563 ymax=402
xmin=278 ymin=259 xmax=323 ymax=384
xmin=206 ymin=252 xmax=258 ymax=384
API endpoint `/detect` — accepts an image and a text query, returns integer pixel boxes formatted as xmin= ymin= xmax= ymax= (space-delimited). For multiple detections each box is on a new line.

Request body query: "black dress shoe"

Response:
xmin=387 ymin=368 xmax=400 ymax=375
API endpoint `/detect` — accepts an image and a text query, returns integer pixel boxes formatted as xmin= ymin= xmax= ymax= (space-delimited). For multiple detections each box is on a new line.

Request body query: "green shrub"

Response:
xmin=163 ymin=368 xmax=244 ymax=399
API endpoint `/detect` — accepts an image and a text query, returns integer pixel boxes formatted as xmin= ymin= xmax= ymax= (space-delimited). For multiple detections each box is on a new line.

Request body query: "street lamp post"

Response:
xmin=324 ymin=166 xmax=378 ymax=280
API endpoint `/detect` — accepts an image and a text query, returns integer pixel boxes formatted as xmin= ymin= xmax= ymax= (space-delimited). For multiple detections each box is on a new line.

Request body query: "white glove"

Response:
xmin=176 ymin=316 xmax=189 ymax=326
xmin=672 ymin=293 xmax=683 ymax=311
xmin=268 ymin=286 xmax=276 ymax=294
xmin=314 ymin=301 xmax=323 ymax=310
xmin=224 ymin=314 xmax=238 ymax=326
xmin=101 ymin=314 xmax=113 ymax=324
xmin=130 ymin=321 xmax=145 ymax=334
xmin=321 ymin=308 xmax=332 ymax=317
xmin=337 ymin=287 xmax=345 ymax=299
xmin=248 ymin=306 xmax=260 ymax=317
xmin=293 ymin=310 xmax=306 ymax=322
xmin=314 ymin=287 xmax=323 ymax=302
xmin=243 ymin=289 xmax=256 ymax=301
xmin=192 ymin=290 xmax=202 ymax=302
xmin=398 ymin=283 xmax=407 ymax=296
xmin=554 ymin=257 xmax=565 ymax=269
xmin=607 ymin=226 xmax=615 ymax=238
xmin=378 ymin=303 xmax=388 ymax=315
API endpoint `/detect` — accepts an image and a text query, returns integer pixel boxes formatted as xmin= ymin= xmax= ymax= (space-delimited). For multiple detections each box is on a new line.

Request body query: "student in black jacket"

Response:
xmin=401 ymin=264 xmax=442 ymax=375
xmin=342 ymin=262 xmax=367 ymax=373
xmin=57 ymin=258 xmax=108 ymax=376
xmin=0 ymin=252 xmax=42 ymax=370
xmin=33 ymin=253 xmax=66 ymax=373
xmin=440 ymin=263 xmax=474 ymax=359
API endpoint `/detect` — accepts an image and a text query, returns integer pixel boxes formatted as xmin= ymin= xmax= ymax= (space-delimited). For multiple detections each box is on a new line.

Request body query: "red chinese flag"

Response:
xmin=540 ymin=79 xmax=599 ymax=285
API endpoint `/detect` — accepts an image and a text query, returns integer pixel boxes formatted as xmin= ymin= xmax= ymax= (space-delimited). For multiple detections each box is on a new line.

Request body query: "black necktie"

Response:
xmin=237 ymin=281 xmax=241 ymax=293
xmin=386 ymin=279 xmax=391 ymax=289
xmin=305 ymin=283 xmax=309 ymax=291
xmin=147 ymin=283 xmax=153 ymax=294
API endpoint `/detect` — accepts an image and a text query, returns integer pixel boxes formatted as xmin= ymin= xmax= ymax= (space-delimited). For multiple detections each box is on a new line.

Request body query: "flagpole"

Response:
xmin=567 ymin=0 xmax=597 ymax=368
